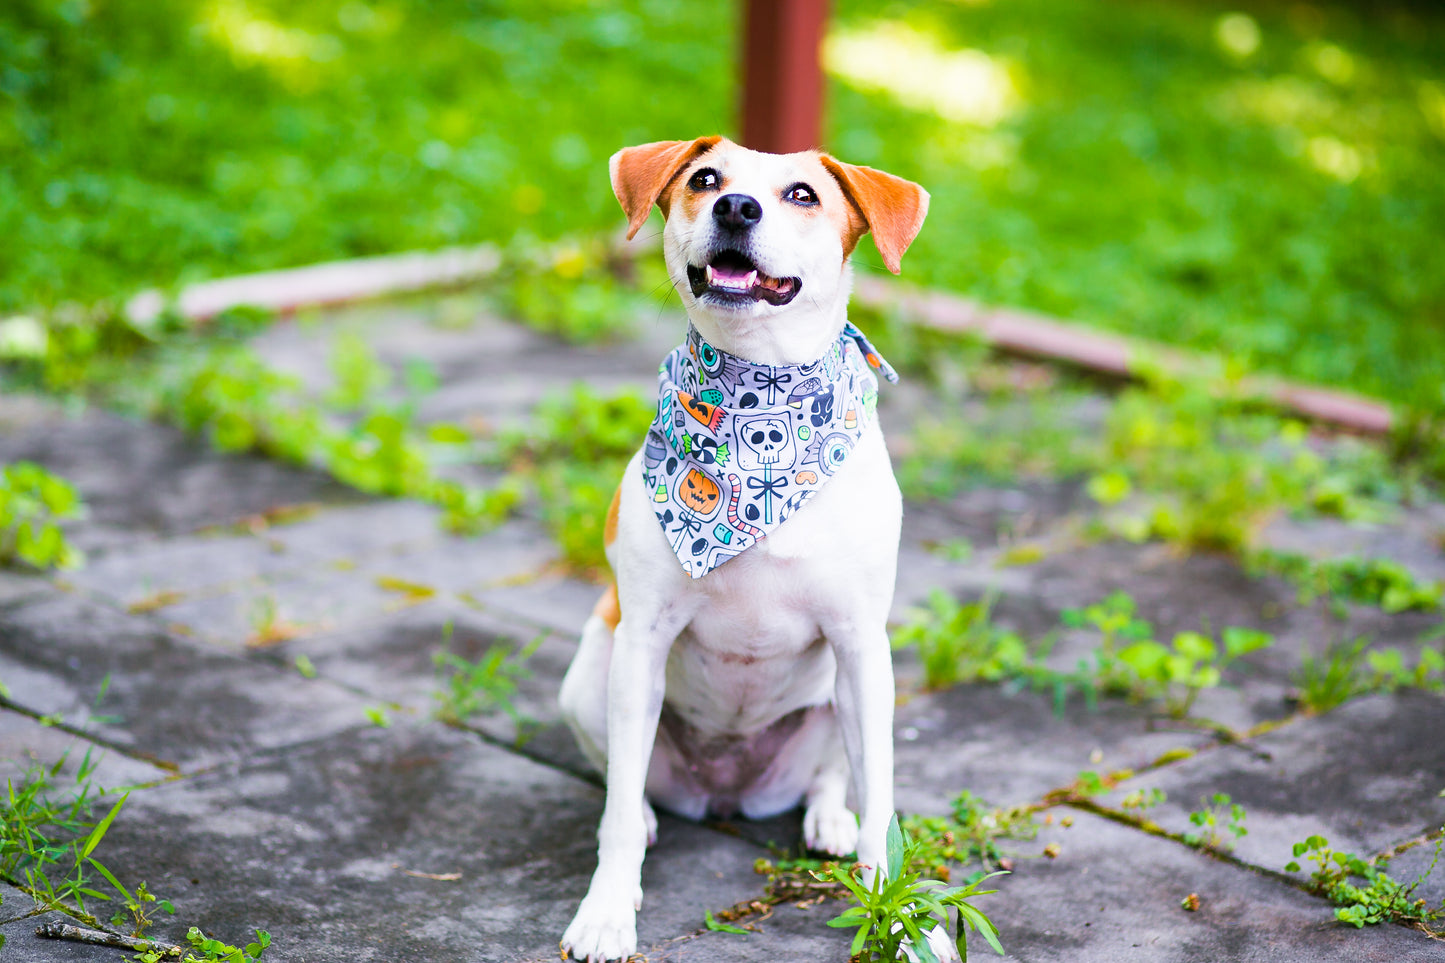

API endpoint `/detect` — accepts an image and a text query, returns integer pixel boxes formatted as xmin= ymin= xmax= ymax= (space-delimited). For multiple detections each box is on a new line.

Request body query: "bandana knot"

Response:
xmin=642 ymin=323 xmax=896 ymax=578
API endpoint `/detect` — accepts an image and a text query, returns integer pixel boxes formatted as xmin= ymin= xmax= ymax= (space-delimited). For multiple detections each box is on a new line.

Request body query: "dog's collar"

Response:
xmin=642 ymin=323 xmax=896 ymax=579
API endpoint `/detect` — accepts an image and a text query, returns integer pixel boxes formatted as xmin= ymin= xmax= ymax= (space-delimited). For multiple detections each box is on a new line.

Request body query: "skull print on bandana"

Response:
xmin=644 ymin=322 xmax=898 ymax=579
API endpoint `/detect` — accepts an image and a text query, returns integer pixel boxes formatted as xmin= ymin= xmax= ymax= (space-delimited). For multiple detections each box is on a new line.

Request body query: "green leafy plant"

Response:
xmin=1286 ymin=832 xmax=1445 ymax=933
xmin=822 ymin=814 xmax=1006 ymax=962
xmin=1113 ymin=626 xmax=1274 ymax=718
xmin=1060 ymin=594 xmax=1272 ymax=717
xmin=703 ymin=909 xmax=751 ymax=935
xmin=1249 ymin=550 xmax=1443 ymax=614
xmin=902 ymin=791 xmax=1038 ymax=876
xmin=892 ymin=591 xmax=1030 ymax=690
xmin=1060 ymin=592 xmax=1153 ymax=656
xmin=0 ymin=751 xmax=161 ymax=926
xmin=1183 ymin=794 xmax=1248 ymax=851
xmin=326 ymin=332 xmax=393 ymax=411
xmin=133 ymin=926 xmax=273 ymax=963
xmin=498 ymin=383 xmax=653 ymax=575
xmin=432 ymin=624 xmax=542 ymax=732
xmin=0 ymin=461 xmax=85 ymax=570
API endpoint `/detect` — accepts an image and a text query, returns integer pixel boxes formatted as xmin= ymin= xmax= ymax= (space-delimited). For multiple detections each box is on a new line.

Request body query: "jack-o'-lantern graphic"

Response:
xmin=676 ymin=468 xmax=723 ymax=518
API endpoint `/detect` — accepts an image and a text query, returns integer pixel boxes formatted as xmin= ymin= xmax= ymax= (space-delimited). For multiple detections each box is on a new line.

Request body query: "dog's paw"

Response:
xmin=803 ymin=800 xmax=859 ymax=857
xmin=561 ymin=887 xmax=642 ymax=963
xmin=643 ymin=800 xmax=658 ymax=847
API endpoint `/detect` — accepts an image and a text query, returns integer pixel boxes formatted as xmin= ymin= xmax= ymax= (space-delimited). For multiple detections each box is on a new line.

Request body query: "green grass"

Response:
xmin=4 ymin=0 xmax=1444 ymax=409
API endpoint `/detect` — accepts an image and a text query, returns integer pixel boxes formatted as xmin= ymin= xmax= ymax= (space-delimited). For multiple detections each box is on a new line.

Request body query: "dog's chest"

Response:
xmin=655 ymin=429 xmax=902 ymax=733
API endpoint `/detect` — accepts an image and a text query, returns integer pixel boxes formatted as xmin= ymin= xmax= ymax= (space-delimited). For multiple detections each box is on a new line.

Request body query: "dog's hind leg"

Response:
xmin=558 ymin=586 xmax=620 ymax=776
xmin=737 ymin=706 xmax=859 ymax=857
xmin=562 ymin=585 xmax=706 ymax=843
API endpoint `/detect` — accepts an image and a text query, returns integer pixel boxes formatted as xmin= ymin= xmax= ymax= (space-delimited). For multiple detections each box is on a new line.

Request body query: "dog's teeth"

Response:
xmin=743 ymin=270 xmax=757 ymax=288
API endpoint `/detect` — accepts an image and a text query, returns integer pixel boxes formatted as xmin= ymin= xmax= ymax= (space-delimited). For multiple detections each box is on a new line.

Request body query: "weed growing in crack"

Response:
xmin=1183 ymin=794 xmax=1248 ymax=851
xmin=1286 ymin=832 xmax=1445 ymax=934
xmin=821 ymin=814 xmax=1006 ymax=963
xmin=896 ymin=589 xmax=1275 ymax=720
xmin=0 ymin=461 xmax=85 ymax=571
xmin=432 ymin=624 xmax=542 ymax=734
xmin=902 ymin=791 xmax=1039 ymax=876
xmin=1292 ymin=637 xmax=1444 ymax=713
xmin=1248 ymin=550 xmax=1442 ymax=615
xmin=0 ymin=751 xmax=165 ymax=929
xmin=132 ymin=926 xmax=273 ymax=963
xmin=892 ymin=592 xmax=1030 ymax=690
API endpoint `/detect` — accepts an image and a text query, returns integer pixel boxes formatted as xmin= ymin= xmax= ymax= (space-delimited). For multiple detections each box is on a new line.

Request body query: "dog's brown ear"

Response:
xmin=609 ymin=136 xmax=723 ymax=239
xmin=819 ymin=157 xmax=929 ymax=274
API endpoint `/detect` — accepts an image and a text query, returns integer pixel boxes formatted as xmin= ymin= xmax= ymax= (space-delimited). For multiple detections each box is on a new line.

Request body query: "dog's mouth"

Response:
xmin=686 ymin=250 xmax=800 ymax=307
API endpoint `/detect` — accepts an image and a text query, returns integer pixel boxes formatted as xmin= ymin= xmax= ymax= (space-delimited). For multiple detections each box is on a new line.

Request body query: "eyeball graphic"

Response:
xmin=698 ymin=341 xmax=726 ymax=378
xmin=816 ymin=432 xmax=853 ymax=476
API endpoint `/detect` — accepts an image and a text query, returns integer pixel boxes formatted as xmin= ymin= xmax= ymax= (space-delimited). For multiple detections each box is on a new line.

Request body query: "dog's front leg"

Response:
xmin=562 ymin=609 xmax=683 ymax=963
xmin=829 ymin=622 xmax=896 ymax=880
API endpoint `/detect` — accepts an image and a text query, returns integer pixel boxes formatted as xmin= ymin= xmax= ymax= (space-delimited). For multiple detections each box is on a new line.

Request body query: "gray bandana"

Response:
xmin=642 ymin=323 xmax=898 ymax=579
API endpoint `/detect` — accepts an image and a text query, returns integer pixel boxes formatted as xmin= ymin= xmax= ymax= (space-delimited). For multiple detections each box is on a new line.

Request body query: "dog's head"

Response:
xmin=609 ymin=137 xmax=928 ymax=364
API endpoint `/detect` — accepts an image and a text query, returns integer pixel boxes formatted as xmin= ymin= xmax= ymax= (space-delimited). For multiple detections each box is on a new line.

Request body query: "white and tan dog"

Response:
xmin=558 ymin=136 xmax=929 ymax=963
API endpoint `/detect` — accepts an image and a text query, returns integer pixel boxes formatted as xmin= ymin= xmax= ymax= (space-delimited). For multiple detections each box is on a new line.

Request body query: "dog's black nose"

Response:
xmin=713 ymin=193 xmax=762 ymax=231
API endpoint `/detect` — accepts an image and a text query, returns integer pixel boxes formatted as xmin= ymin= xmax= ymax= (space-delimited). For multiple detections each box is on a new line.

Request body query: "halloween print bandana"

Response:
xmin=643 ymin=322 xmax=898 ymax=579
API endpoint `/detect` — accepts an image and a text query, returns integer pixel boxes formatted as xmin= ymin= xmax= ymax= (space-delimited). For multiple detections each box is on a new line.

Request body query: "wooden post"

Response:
xmin=740 ymin=0 xmax=830 ymax=154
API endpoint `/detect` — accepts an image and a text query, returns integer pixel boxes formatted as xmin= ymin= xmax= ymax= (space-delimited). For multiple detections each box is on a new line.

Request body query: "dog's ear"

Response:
xmin=609 ymin=136 xmax=723 ymax=239
xmin=819 ymin=157 xmax=929 ymax=275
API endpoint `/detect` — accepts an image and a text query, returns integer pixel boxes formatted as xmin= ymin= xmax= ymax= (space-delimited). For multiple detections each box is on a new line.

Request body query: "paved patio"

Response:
xmin=1 ymin=292 xmax=1442 ymax=961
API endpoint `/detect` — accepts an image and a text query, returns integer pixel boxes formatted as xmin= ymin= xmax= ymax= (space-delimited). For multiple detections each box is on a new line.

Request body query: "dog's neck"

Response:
xmin=679 ymin=263 xmax=856 ymax=368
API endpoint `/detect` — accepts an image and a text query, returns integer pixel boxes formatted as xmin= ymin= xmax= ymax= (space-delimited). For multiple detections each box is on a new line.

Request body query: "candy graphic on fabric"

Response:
xmin=678 ymin=391 xmax=725 ymax=432
xmin=686 ymin=433 xmax=729 ymax=467
xmin=646 ymin=323 xmax=896 ymax=578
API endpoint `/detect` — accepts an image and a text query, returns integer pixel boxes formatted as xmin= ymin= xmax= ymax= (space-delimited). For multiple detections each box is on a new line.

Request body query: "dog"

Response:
xmin=558 ymin=136 xmax=929 ymax=963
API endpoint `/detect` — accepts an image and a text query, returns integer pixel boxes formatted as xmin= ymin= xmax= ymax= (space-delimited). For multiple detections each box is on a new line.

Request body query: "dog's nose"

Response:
xmin=713 ymin=193 xmax=762 ymax=231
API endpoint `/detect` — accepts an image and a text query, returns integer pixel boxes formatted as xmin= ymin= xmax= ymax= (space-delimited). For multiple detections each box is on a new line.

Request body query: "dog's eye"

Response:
xmin=785 ymin=183 xmax=818 ymax=206
xmin=688 ymin=168 xmax=720 ymax=192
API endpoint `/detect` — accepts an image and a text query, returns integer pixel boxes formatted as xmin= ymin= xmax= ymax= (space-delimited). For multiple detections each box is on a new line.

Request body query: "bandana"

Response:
xmin=642 ymin=323 xmax=898 ymax=579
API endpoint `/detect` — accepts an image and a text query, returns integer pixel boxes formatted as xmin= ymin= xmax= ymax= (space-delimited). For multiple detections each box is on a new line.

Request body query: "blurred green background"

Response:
xmin=3 ymin=0 xmax=1443 ymax=404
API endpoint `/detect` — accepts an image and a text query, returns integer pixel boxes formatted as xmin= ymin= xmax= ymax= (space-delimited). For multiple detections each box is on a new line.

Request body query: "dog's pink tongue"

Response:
xmin=707 ymin=264 xmax=758 ymax=290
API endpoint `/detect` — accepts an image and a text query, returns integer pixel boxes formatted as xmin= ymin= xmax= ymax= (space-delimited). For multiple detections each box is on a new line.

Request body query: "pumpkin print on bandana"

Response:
xmin=644 ymin=323 xmax=897 ymax=579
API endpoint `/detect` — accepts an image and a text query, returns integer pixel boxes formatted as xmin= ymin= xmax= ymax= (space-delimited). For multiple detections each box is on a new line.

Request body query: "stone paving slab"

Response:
xmin=1103 ymin=692 xmax=1445 ymax=878
xmin=0 ymin=883 xmax=39 ymax=925
xmin=0 ymin=708 xmax=170 ymax=789
xmin=0 ymin=591 xmax=373 ymax=773
xmin=0 ymin=722 xmax=777 ymax=963
xmin=249 ymin=302 xmax=673 ymax=430
xmin=0 ymin=399 xmax=357 ymax=550
xmin=982 ymin=810 xmax=1440 ymax=962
